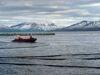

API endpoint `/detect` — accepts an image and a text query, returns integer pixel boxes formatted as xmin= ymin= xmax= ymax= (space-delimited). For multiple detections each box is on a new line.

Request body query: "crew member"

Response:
xmin=16 ymin=35 xmax=24 ymax=40
xmin=29 ymin=34 xmax=33 ymax=39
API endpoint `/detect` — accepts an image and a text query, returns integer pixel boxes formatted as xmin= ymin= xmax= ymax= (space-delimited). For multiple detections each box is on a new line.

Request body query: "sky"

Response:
xmin=0 ymin=0 xmax=100 ymax=26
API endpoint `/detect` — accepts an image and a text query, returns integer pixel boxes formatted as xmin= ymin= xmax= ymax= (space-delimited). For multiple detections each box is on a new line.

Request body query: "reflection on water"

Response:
xmin=0 ymin=42 xmax=48 ymax=49
xmin=0 ymin=32 xmax=100 ymax=75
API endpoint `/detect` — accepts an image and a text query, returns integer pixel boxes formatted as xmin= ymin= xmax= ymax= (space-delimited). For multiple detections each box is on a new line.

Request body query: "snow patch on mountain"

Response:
xmin=54 ymin=20 xmax=100 ymax=31
xmin=65 ymin=20 xmax=100 ymax=30
xmin=10 ymin=22 xmax=58 ymax=31
xmin=0 ymin=25 xmax=9 ymax=28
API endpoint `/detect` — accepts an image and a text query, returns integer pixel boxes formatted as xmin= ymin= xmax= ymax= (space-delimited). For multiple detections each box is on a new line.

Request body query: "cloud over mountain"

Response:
xmin=0 ymin=0 xmax=100 ymax=26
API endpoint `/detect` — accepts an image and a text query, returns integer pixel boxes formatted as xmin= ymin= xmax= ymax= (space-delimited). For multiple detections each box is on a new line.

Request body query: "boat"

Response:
xmin=12 ymin=38 xmax=37 ymax=43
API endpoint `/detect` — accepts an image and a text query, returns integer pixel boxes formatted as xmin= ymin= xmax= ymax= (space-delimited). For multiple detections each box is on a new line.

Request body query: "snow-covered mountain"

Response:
xmin=55 ymin=20 xmax=100 ymax=31
xmin=0 ymin=20 xmax=100 ymax=32
xmin=0 ymin=25 xmax=9 ymax=28
xmin=10 ymin=22 xmax=58 ymax=31
xmin=0 ymin=25 xmax=13 ymax=32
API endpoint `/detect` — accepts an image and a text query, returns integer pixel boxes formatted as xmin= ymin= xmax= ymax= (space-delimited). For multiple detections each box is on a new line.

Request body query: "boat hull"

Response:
xmin=12 ymin=38 xmax=37 ymax=43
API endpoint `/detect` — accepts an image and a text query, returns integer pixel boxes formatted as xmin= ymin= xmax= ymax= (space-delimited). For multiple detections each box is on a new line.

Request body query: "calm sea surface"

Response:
xmin=0 ymin=32 xmax=100 ymax=75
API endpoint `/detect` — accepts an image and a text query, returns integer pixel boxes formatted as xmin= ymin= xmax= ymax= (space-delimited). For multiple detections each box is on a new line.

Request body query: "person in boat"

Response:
xmin=16 ymin=35 xmax=24 ymax=40
xmin=16 ymin=34 xmax=33 ymax=40
xmin=29 ymin=34 xmax=33 ymax=39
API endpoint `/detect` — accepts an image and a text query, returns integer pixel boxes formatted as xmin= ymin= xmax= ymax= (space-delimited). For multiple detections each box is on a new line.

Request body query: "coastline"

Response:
xmin=0 ymin=32 xmax=55 ymax=36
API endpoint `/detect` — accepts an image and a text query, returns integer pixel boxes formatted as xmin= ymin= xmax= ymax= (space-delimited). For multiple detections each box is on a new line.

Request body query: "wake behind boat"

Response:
xmin=12 ymin=35 xmax=37 ymax=43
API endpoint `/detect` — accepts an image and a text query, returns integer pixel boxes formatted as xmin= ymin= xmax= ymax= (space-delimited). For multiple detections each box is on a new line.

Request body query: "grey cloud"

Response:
xmin=0 ymin=4 xmax=68 ymax=17
xmin=0 ymin=0 xmax=100 ymax=26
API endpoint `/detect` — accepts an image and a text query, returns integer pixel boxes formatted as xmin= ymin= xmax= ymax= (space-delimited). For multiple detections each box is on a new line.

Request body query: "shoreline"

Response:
xmin=0 ymin=32 xmax=55 ymax=36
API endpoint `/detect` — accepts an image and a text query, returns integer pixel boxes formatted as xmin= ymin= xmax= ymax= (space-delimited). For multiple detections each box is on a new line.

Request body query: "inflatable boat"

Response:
xmin=12 ymin=38 xmax=37 ymax=43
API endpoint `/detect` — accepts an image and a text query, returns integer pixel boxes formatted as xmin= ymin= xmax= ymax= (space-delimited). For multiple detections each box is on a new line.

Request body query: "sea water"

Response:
xmin=0 ymin=32 xmax=100 ymax=75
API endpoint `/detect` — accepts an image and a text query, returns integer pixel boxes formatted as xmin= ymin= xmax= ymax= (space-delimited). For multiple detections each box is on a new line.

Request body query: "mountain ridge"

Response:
xmin=54 ymin=20 xmax=100 ymax=31
xmin=0 ymin=20 xmax=100 ymax=32
xmin=0 ymin=22 xmax=58 ymax=32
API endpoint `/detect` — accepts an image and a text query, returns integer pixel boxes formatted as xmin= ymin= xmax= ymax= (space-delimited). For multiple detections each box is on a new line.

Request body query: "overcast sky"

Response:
xmin=0 ymin=0 xmax=100 ymax=26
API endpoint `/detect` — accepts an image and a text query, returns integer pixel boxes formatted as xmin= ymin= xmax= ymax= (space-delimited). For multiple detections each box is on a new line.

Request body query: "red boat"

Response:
xmin=12 ymin=38 xmax=37 ymax=43
xmin=12 ymin=35 xmax=37 ymax=43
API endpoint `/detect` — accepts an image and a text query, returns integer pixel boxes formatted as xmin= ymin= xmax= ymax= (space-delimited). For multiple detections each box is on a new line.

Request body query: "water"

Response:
xmin=0 ymin=32 xmax=100 ymax=75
